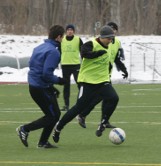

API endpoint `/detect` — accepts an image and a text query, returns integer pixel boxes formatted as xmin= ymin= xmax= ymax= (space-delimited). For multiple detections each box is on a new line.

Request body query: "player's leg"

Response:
xmin=77 ymin=95 xmax=102 ymax=128
xmin=72 ymin=65 xmax=80 ymax=89
xmin=96 ymin=83 xmax=119 ymax=137
xmin=62 ymin=66 xmax=71 ymax=111
xmin=16 ymin=86 xmax=59 ymax=148
xmin=53 ymin=83 xmax=99 ymax=143
xmin=101 ymin=100 xmax=117 ymax=128
xmin=38 ymin=87 xmax=61 ymax=148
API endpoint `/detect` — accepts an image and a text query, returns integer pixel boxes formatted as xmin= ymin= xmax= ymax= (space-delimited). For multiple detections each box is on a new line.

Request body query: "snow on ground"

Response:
xmin=0 ymin=35 xmax=161 ymax=84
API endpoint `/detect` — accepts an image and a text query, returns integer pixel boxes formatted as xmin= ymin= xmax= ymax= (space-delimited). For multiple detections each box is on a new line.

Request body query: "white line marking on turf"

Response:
xmin=1 ymin=120 xmax=161 ymax=126
xmin=0 ymin=111 xmax=161 ymax=114
xmin=132 ymin=88 xmax=161 ymax=91
xmin=118 ymin=105 xmax=161 ymax=108
xmin=0 ymin=107 xmax=39 ymax=110
xmin=0 ymin=105 xmax=161 ymax=112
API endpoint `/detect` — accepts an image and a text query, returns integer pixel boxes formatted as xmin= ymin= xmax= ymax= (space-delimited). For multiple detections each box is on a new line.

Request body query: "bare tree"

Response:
xmin=156 ymin=0 xmax=161 ymax=35
xmin=0 ymin=0 xmax=161 ymax=35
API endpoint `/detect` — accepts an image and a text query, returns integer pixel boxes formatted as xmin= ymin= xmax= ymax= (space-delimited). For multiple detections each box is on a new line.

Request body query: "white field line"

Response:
xmin=132 ymin=88 xmax=161 ymax=91
xmin=0 ymin=120 xmax=161 ymax=125
xmin=1 ymin=111 xmax=161 ymax=114
xmin=0 ymin=105 xmax=161 ymax=113
xmin=0 ymin=105 xmax=161 ymax=112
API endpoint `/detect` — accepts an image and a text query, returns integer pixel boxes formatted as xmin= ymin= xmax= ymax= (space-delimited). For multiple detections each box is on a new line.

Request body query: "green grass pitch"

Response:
xmin=0 ymin=83 xmax=161 ymax=166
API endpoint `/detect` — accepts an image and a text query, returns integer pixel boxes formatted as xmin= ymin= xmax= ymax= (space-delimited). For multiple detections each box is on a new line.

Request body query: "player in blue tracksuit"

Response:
xmin=16 ymin=25 xmax=66 ymax=148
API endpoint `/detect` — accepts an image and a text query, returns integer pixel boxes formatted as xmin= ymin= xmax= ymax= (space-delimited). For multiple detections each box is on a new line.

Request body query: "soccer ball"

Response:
xmin=109 ymin=128 xmax=126 ymax=145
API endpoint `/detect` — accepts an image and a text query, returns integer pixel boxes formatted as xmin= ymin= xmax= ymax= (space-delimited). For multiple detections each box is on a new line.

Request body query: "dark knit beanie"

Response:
xmin=66 ymin=24 xmax=75 ymax=31
xmin=100 ymin=25 xmax=115 ymax=38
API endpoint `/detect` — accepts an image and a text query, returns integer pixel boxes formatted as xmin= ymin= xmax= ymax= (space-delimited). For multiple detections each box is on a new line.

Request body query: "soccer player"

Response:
xmin=61 ymin=24 xmax=83 ymax=111
xmin=53 ymin=25 xmax=119 ymax=143
xmin=16 ymin=25 xmax=66 ymax=148
xmin=77 ymin=22 xmax=128 ymax=131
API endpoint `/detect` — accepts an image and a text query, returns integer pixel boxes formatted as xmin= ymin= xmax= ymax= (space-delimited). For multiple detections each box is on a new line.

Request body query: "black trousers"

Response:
xmin=24 ymin=85 xmax=61 ymax=144
xmin=80 ymin=82 xmax=115 ymax=121
xmin=57 ymin=82 xmax=119 ymax=131
xmin=62 ymin=65 xmax=80 ymax=107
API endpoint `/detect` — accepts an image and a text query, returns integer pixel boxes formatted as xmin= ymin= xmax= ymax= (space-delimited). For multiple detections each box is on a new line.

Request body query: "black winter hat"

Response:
xmin=66 ymin=24 xmax=75 ymax=31
xmin=100 ymin=25 xmax=115 ymax=38
xmin=107 ymin=22 xmax=118 ymax=31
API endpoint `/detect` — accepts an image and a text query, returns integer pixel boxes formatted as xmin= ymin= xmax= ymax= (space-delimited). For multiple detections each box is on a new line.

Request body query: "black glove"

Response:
xmin=95 ymin=50 xmax=107 ymax=57
xmin=122 ymin=71 xmax=128 ymax=79
xmin=58 ymin=77 xmax=67 ymax=85
xmin=53 ymin=86 xmax=60 ymax=98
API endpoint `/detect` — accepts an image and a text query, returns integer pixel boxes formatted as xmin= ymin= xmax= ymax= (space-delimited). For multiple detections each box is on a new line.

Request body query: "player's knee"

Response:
xmin=112 ymin=93 xmax=119 ymax=105
xmin=115 ymin=94 xmax=119 ymax=103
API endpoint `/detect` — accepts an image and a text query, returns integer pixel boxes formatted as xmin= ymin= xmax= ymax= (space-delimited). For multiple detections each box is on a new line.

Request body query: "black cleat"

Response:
xmin=105 ymin=121 xmax=116 ymax=128
xmin=52 ymin=129 xmax=60 ymax=143
xmin=76 ymin=115 xmax=86 ymax=128
xmin=16 ymin=125 xmax=29 ymax=147
xmin=38 ymin=142 xmax=58 ymax=148
xmin=96 ymin=123 xmax=106 ymax=137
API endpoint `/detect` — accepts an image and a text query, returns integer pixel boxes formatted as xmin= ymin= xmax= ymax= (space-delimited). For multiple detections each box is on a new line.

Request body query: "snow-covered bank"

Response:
xmin=0 ymin=35 xmax=161 ymax=84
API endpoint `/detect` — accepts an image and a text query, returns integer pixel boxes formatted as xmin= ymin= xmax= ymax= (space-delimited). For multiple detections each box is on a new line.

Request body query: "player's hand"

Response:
xmin=58 ymin=77 xmax=67 ymax=85
xmin=122 ymin=71 xmax=128 ymax=79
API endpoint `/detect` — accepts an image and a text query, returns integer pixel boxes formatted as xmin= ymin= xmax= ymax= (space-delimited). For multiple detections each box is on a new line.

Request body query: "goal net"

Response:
xmin=130 ymin=42 xmax=161 ymax=83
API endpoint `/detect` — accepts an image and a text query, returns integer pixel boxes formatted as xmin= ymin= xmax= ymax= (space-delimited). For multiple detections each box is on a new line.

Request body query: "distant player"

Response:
xmin=61 ymin=24 xmax=83 ymax=111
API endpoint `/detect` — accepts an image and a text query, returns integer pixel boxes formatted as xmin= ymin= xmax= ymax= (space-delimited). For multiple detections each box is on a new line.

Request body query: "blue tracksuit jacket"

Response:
xmin=28 ymin=39 xmax=60 ymax=88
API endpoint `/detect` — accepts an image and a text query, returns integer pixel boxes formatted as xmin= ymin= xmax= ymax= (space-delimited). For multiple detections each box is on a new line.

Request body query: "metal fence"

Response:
xmin=129 ymin=42 xmax=161 ymax=83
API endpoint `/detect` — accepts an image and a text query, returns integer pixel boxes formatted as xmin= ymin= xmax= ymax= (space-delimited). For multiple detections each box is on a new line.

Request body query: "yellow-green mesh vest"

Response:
xmin=61 ymin=35 xmax=80 ymax=65
xmin=78 ymin=39 xmax=110 ymax=84
xmin=108 ymin=37 xmax=121 ymax=75
xmin=108 ymin=37 xmax=121 ymax=64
